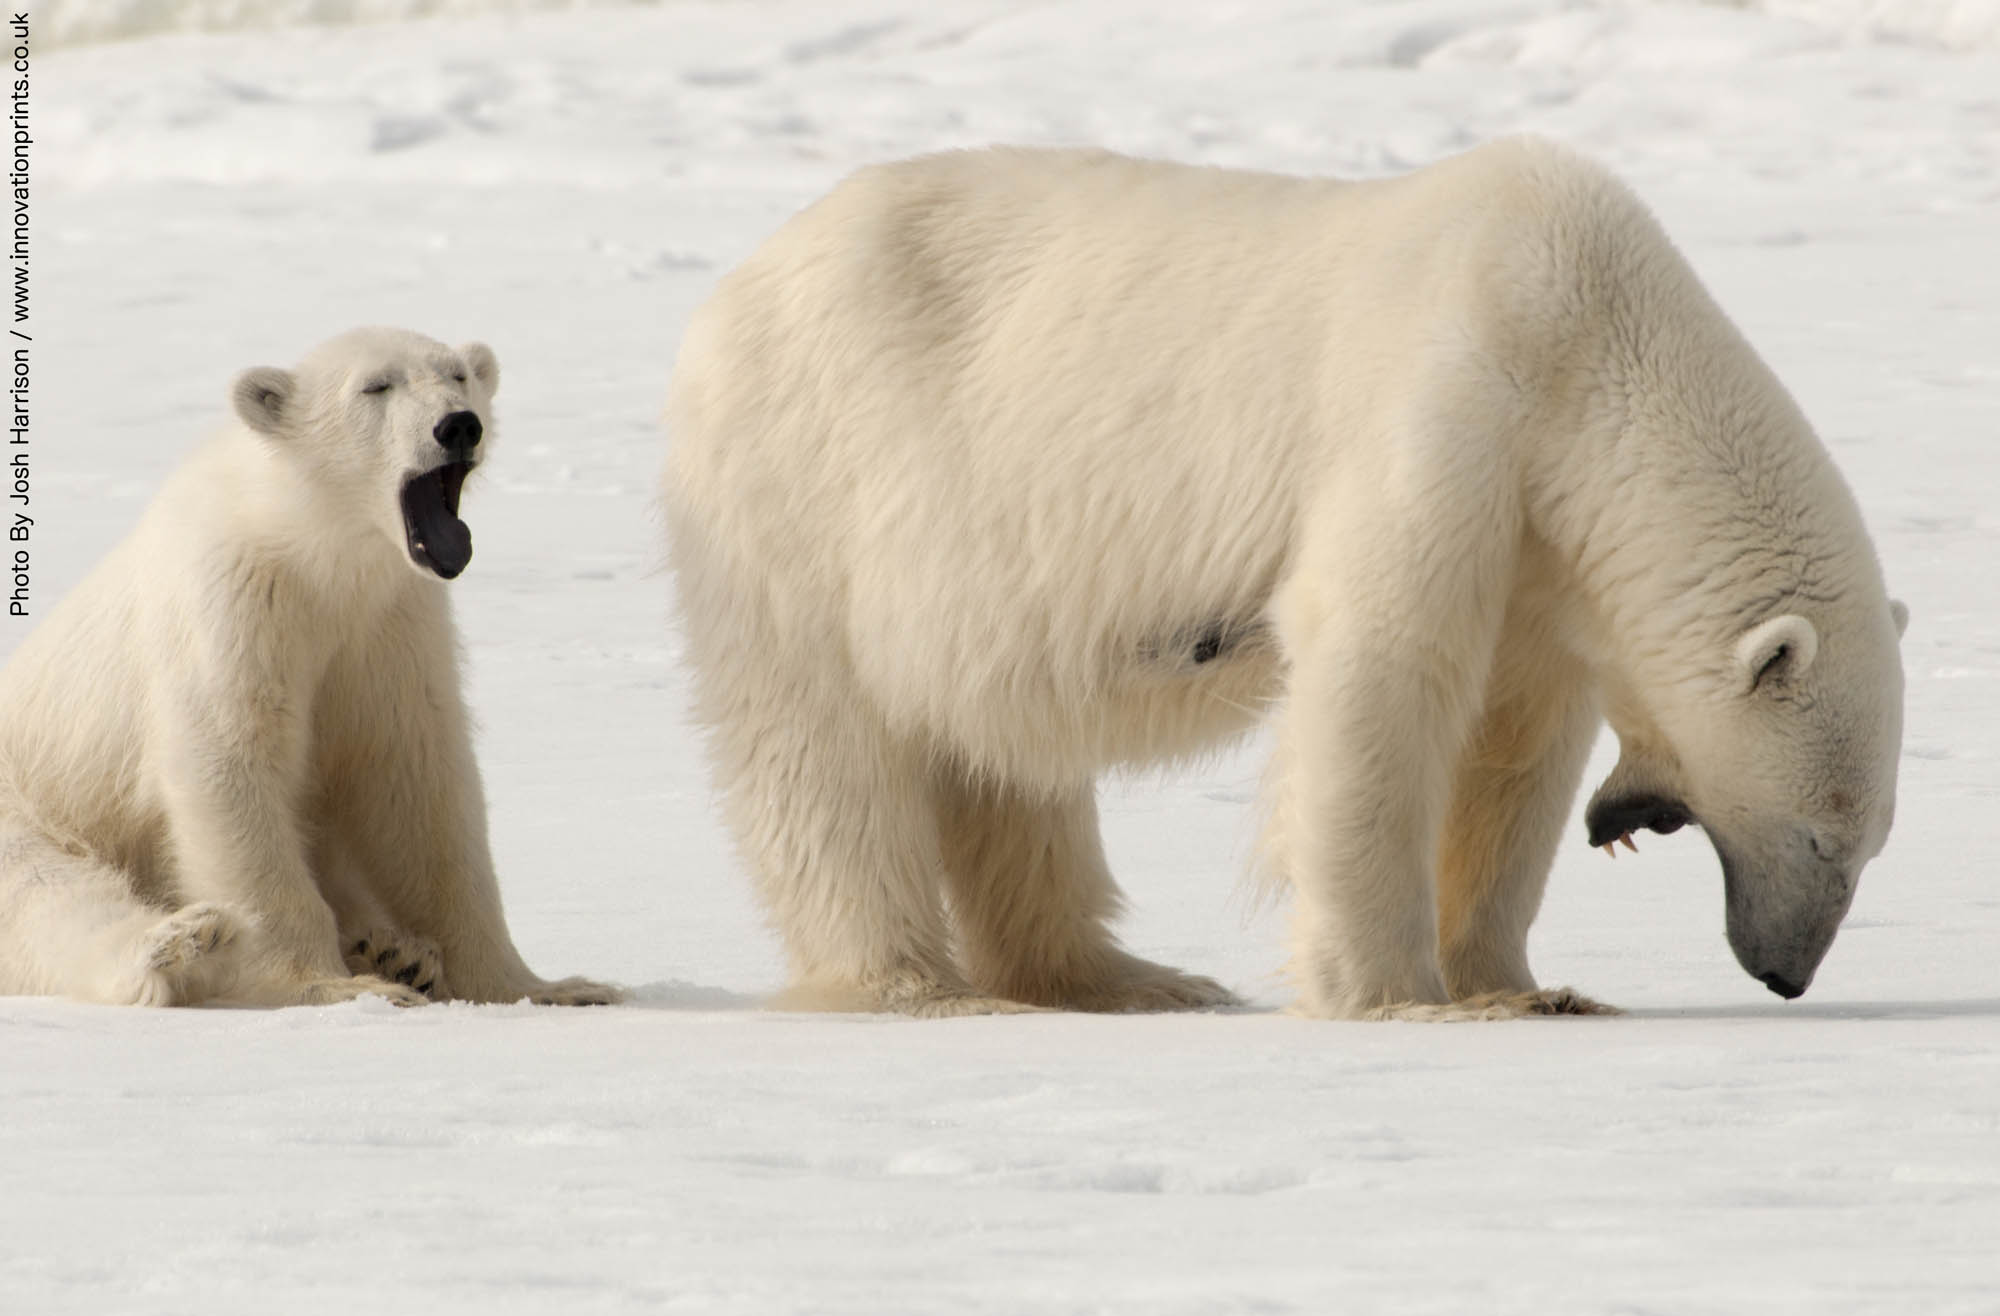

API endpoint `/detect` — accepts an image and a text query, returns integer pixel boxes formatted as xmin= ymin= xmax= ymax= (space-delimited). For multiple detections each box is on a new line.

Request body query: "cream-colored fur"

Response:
xmin=0 ymin=327 xmax=621 ymax=1008
xmin=664 ymin=139 xmax=1905 ymax=1020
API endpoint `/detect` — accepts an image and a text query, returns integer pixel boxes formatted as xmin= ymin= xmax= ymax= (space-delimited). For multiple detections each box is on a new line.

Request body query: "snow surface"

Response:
xmin=6 ymin=1 xmax=2000 ymax=1312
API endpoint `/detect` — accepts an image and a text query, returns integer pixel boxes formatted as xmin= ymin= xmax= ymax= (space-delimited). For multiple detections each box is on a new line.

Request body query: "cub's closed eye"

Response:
xmin=361 ymin=379 xmax=393 ymax=395
xmin=452 ymin=371 xmax=467 ymax=383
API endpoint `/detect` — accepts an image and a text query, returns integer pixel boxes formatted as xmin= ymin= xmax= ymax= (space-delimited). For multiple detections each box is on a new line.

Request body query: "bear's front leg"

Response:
xmin=316 ymin=600 xmax=623 ymax=1007
xmin=1272 ymin=647 xmax=1459 ymax=1018
xmin=1433 ymin=625 xmax=1617 ymax=1017
xmin=157 ymin=682 xmax=427 ymax=1009
xmin=348 ymin=745 xmax=623 ymax=1007
xmin=1269 ymin=482 xmax=1530 ymax=1020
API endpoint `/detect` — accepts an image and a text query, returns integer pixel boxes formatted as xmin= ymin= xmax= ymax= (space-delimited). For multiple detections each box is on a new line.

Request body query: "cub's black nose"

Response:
xmin=1759 ymin=971 xmax=1806 ymax=1001
xmin=434 ymin=410 xmax=482 ymax=457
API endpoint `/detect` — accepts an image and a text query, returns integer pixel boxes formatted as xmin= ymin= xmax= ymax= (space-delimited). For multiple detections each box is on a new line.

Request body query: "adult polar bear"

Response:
xmin=665 ymin=139 xmax=1907 ymax=1020
xmin=0 ymin=328 xmax=619 ymax=1008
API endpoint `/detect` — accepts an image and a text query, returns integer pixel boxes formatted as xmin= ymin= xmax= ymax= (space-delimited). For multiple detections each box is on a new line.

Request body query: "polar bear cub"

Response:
xmin=0 ymin=327 xmax=619 ymax=1008
xmin=664 ymin=139 xmax=1906 ymax=1020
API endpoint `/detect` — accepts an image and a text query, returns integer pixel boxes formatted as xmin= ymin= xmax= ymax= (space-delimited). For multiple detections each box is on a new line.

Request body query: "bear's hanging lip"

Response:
xmin=400 ymin=460 xmax=475 ymax=579
xmin=1583 ymin=792 xmax=1695 ymax=850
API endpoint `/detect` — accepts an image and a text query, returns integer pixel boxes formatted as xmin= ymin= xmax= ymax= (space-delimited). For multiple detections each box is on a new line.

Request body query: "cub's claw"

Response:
xmin=342 ymin=927 xmax=447 ymax=1000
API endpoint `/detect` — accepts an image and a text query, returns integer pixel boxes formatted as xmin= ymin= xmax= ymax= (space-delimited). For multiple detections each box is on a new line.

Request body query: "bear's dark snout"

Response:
xmin=1758 ymin=970 xmax=1806 ymax=1000
xmin=434 ymin=410 xmax=482 ymax=458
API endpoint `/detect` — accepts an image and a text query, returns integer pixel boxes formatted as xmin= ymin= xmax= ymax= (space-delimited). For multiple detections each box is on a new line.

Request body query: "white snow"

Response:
xmin=6 ymin=1 xmax=1999 ymax=1312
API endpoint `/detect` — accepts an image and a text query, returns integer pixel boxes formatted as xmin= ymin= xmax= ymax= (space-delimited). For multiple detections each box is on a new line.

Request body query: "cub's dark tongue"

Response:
xmin=402 ymin=468 xmax=473 ymax=579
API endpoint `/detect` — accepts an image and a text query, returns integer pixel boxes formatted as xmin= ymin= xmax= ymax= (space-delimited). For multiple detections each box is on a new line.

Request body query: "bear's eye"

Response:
xmin=452 ymin=371 xmax=467 ymax=384
xmin=361 ymin=379 xmax=393 ymax=395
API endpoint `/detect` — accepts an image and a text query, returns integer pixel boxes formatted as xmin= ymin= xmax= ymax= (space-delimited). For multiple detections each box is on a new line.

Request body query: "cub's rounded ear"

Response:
xmin=459 ymin=342 xmax=499 ymax=396
xmin=1735 ymin=614 xmax=1818 ymax=693
xmin=231 ymin=367 xmax=295 ymax=438
xmin=1890 ymin=599 xmax=1910 ymax=639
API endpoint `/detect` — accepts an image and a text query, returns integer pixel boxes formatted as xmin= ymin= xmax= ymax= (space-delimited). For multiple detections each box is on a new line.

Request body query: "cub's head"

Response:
xmin=1586 ymin=597 xmax=1907 ymax=1001
xmin=231 ymin=327 xmax=500 ymax=580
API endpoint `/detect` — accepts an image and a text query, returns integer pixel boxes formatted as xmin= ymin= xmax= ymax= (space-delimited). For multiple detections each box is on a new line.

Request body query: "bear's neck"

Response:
xmin=201 ymin=430 xmax=418 ymax=617
xmin=1525 ymin=265 xmax=1886 ymax=696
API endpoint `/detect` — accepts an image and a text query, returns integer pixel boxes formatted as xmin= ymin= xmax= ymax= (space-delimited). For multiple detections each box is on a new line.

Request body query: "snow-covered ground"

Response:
xmin=5 ymin=1 xmax=1999 ymax=1311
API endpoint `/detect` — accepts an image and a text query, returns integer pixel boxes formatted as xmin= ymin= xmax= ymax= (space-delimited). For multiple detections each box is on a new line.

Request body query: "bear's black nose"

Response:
xmin=434 ymin=410 xmax=482 ymax=457
xmin=1758 ymin=971 xmax=1806 ymax=1001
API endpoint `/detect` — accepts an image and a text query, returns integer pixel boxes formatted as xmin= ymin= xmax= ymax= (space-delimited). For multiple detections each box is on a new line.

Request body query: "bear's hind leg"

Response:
xmin=935 ymin=774 xmax=1239 ymax=1012
xmin=130 ymin=903 xmax=246 ymax=1006
xmin=0 ymin=830 xmax=246 ymax=1005
xmin=700 ymin=657 xmax=1027 ymax=1018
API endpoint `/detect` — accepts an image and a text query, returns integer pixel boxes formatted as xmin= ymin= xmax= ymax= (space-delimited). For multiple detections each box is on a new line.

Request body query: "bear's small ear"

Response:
xmin=232 ymin=367 xmax=294 ymax=437
xmin=1890 ymin=599 xmax=1910 ymax=639
xmin=460 ymin=342 xmax=498 ymax=396
xmin=1735 ymin=614 xmax=1818 ymax=694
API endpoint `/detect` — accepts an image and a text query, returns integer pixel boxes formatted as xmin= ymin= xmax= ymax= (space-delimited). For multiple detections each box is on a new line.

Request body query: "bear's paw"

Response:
xmin=1366 ymin=986 xmax=1619 ymax=1022
xmin=344 ymin=927 xmax=447 ymax=1000
xmin=525 ymin=975 xmax=627 ymax=1007
xmin=127 ymin=902 xmax=246 ymax=1006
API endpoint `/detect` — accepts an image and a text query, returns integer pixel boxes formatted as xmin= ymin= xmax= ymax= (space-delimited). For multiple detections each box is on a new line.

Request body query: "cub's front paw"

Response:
xmin=343 ymin=928 xmax=447 ymax=1000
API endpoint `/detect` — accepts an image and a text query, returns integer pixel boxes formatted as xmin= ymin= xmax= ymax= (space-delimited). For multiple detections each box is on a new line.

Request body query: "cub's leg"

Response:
xmin=156 ymin=673 xmax=427 ymax=1009
xmin=316 ymin=840 xmax=452 ymax=1001
xmin=1434 ymin=631 xmax=1614 ymax=1016
xmin=934 ymin=773 xmax=1238 ymax=1011
xmin=313 ymin=589 xmax=623 ymax=1007
xmin=0 ymin=829 xmax=246 ymax=1006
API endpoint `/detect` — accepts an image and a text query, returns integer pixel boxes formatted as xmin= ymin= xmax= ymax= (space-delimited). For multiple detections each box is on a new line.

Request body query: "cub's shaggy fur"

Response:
xmin=0 ymin=328 xmax=620 ymax=1008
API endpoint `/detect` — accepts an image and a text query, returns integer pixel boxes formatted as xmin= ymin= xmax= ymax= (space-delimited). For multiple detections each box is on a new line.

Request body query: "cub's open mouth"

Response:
xmin=400 ymin=461 xmax=474 ymax=579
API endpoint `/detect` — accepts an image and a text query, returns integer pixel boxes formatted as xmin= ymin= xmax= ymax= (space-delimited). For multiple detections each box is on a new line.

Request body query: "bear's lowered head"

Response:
xmin=1586 ymin=595 xmax=1907 ymax=1001
xmin=231 ymin=326 xmax=500 ymax=581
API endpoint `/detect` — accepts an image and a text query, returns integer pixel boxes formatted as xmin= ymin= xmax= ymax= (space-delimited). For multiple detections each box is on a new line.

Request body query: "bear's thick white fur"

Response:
xmin=664 ymin=139 xmax=1906 ymax=1020
xmin=0 ymin=328 xmax=620 ymax=1008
